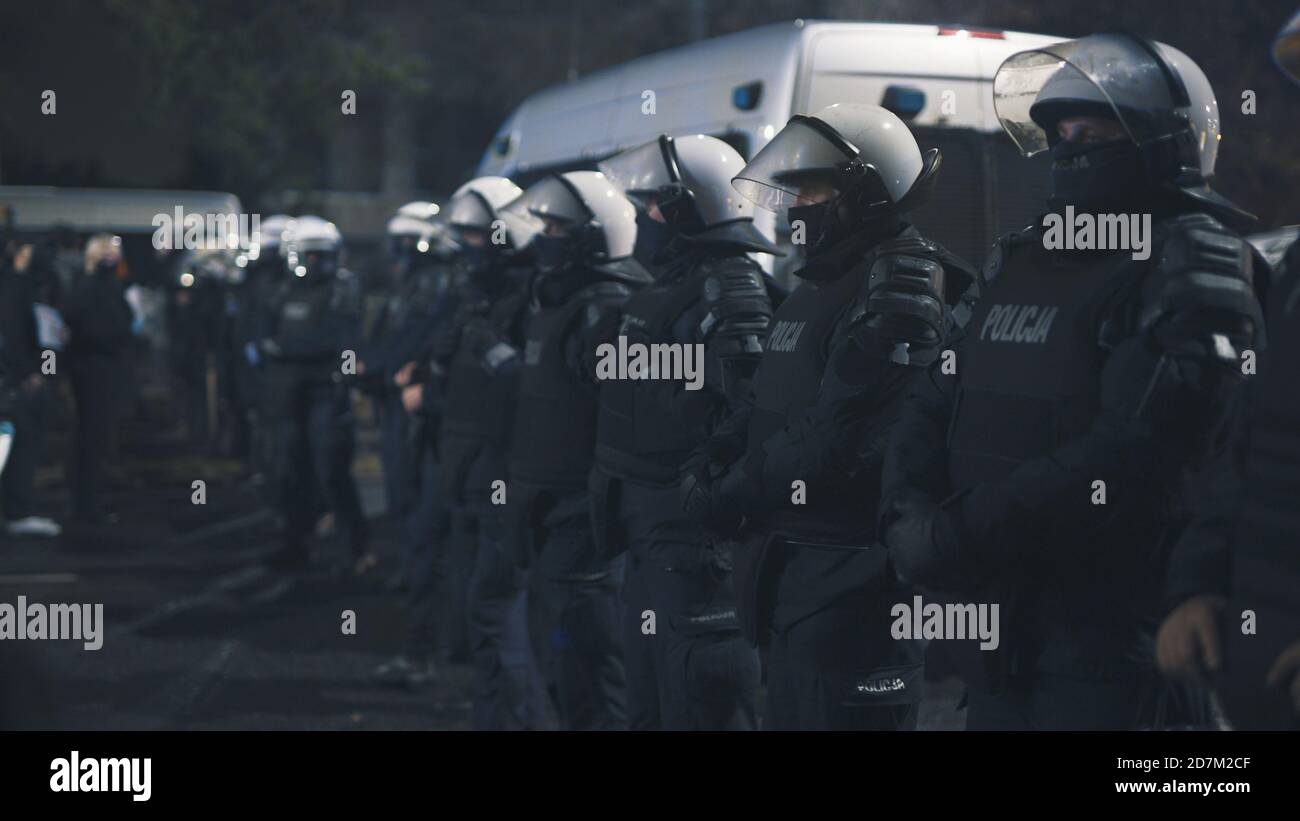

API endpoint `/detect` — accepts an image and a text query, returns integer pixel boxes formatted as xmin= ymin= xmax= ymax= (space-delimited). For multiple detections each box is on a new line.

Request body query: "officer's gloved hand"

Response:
xmin=882 ymin=492 xmax=961 ymax=587
xmin=460 ymin=318 xmax=497 ymax=361
xmin=681 ymin=455 xmax=748 ymax=533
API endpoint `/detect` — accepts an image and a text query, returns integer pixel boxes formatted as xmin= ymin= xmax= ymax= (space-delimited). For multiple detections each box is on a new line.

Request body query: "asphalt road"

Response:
xmin=0 ymin=404 xmax=473 ymax=731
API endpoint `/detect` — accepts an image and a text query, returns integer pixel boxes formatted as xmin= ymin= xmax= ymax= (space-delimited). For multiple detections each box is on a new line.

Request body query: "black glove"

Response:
xmin=882 ymin=492 xmax=963 ymax=587
xmin=461 ymin=318 xmax=498 ymax=361
xmin=681 ymin=454 xmax=760 ymax=534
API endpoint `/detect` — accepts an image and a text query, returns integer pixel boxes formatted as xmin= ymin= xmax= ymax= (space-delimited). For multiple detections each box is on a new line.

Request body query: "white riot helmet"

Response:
xmin=387 ymin=201 xmax=457 ymax=261
xmin=251 ymin=214 xmax=294 ymax=261
xmin=446 ymin=176 xmax=536 ymax=251
xmin=995 ymin=33 xmax=1248 ymax=221
xmin=504 ymin=171 xmax=649 ymax=282
xmin=284 ymin=215 xmax=343 ymax=281
xmin=386 ymin=200 xmax=439 ymax=240
xmin=732 ymin=103 xmax=937 ymax=217
xmin=598 ymin=134 xmax=778 ymax=254
xmin=178 ymin=248 xmax=232 ymax=288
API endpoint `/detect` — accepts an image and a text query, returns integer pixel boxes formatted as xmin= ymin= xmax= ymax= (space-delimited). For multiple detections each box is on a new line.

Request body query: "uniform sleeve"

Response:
xmin=566 ymin=283 xmax=631 ymax=385
xmin=645 ymin=259 xmax=774 ymax=442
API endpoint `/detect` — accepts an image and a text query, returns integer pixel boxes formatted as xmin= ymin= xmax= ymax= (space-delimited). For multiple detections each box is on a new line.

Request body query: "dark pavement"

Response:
xmin=0 ymin=385 xmax=472 ymax=730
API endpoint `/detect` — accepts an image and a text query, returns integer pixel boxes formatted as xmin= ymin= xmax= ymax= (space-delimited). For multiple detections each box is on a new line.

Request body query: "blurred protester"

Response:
xmin=253 ymin=217 xmax=373 ymax=572
xmin=0 ymin=241 xmax=61 ymax=536
xmin=62 ymin=234 xmax=136 ymax=525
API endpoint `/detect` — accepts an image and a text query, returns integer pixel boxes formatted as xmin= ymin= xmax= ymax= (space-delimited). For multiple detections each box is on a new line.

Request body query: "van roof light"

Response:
xmin=937 ymin=27 xmax=1005 ymax=39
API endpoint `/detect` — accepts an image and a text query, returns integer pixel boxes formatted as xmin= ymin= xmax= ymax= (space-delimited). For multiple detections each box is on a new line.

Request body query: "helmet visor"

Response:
xmin=731 ymin=117 xmax=858 ymax=212
xmin=994 ymin=34 xmax=1184 ymax=158
xmin=598 ymin=137 xmax=677 ymax=204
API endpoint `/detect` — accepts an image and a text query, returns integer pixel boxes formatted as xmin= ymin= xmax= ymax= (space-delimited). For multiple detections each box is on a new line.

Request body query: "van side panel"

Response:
xmin=803 ymin=29 xmax=985 ymax=127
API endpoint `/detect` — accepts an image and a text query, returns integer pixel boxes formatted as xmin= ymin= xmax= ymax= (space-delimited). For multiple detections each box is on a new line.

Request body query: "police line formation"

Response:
xmin=183 ymin=32 xmax=1300 ymax=730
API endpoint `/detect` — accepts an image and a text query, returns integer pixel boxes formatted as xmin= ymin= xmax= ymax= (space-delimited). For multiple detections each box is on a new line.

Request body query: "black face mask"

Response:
xmin=787 ymin=201 xmax=829 ymax=254
xmin=633 ymin=209 xmax=676 ymax=269
xmin=1048 ymin=138 xmax=1145 ymax=213
xmin=457 ymin=245 xmax=494 ymax=276
xmin=532 ymin=233 xmax=580 ymax=273
xmin=94 ymin=260 xmax=119 ymax=278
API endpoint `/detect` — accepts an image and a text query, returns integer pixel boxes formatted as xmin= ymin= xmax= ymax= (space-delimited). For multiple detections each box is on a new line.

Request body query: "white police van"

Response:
xmin=476 ymin=19 xmax=1066 ymax=277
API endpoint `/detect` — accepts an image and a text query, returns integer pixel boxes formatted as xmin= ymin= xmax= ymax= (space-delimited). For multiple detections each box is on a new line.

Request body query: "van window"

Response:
xmin=732 ymin=81 xmax=763 ymax=111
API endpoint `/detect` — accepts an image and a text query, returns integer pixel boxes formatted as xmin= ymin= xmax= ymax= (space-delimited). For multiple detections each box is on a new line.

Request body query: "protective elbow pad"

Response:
xmin=864 ymin=253 xmax=945 ymax=343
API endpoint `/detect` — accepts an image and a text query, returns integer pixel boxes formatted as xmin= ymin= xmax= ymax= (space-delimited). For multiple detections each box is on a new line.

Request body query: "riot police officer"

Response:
xmin=498 ymin=171 xmax=651 ymax=729
xmin=169 ymin=248 xmax=229 ymax=449
xmin=253 ymin=216 xmax=372 ymax=572
xmin=592 ymin=134 xmax=778 ymax=729
xmin=882 ymin=34 xmax=1262 ymax=730
xmin=1156 ymin=14 xmax=1300 ymax=729
xmin=682 ymin=104 xmax=974 ymax=730
xmin=360 ymin=202 xmax=455 ymax=528
xmin=365 ymin=202 xmax=464 ymax=686
xmin=437 ymin=176 xmax=548 ymax=728
xmin=237 ymin=214 xmax=296 ymax=483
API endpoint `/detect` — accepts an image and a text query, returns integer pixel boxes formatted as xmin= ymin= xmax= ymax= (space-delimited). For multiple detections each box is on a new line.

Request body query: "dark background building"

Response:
xmin=0 ymin=0 xmax=1295 ymax=227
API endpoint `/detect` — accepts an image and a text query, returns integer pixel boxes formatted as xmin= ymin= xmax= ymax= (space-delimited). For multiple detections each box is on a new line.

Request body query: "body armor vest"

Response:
xmin=594 ymin=269 xmax=706 ymax=485
xmin=744 ymin=256 xmax=872 ymax=540
xmin=269 ymin=282 xmax=340 ymax=385
xmin=947 ymin=239 xmax=1122 ymax=491
xmin=946 ymin=234 xmax=1158 ymax=681
xmin=507 ymin=285 xmax=605 ymax=488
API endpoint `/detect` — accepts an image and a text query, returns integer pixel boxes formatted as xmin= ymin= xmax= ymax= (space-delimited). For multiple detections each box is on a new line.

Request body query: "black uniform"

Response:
xmin=259 ymin=268 xmax=367 ymax=564
xmin=439 ymin=262 xmax=546 ymax=729
xmin=505 ymin=262 xmax=647 ymax=730
xmin=63 ymin=266 xmax=136 ymax=521
xmin=883 ymin=213 xmax=1260 ymax=729
xmin=590 ymin=236 xmax=774 ymax=729
xmin=231 ymin=258 xmax=285 ymax=479
xmin=694 ymin=222 xmax=974 ymax=729
xmin=168 ymin=273 xmax=225 ymax=446
xmin=1165 ymin=235 xmax=1299 ymax=729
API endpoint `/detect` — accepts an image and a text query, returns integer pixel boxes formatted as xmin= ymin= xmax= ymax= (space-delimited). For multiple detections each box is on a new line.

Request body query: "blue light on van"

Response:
xmin=881 ymin=85 xmax=926 ymax=120
xmin=732 ymin=82 xmax=763 ymax=111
